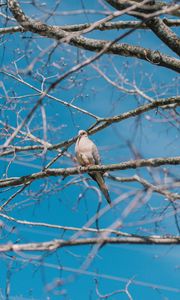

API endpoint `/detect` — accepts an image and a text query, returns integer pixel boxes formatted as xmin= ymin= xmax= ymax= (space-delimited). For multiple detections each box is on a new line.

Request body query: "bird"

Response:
xmin=75 ymin=129 xmax=111 ymax=205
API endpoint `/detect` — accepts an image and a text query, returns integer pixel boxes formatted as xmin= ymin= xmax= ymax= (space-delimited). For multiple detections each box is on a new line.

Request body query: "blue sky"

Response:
xmin=0 ymin=0 xmax=180 ymax=299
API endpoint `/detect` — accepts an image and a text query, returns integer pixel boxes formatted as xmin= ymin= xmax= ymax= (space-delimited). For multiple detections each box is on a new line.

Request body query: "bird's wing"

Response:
xmin=75 ymin=137 xmax=95 ymax=165
xmin=92 ymin=143 xmax=101 ymax=165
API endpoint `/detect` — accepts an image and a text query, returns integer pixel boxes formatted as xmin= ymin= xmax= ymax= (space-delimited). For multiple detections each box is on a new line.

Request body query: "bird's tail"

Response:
xmin=89 ymin=172 xmax=111 ymax=206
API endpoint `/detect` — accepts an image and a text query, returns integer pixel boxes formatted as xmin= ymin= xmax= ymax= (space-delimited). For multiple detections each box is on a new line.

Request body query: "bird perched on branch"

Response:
xmin=75 ymin=130 xmax=111 ymax=206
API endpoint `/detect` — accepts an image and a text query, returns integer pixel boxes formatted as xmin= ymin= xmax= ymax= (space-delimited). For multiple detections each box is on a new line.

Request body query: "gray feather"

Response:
xmin=75 ymin=130 xmax=111 ymax=206
xmin=89 ymin=172 xmax=111 ymax=205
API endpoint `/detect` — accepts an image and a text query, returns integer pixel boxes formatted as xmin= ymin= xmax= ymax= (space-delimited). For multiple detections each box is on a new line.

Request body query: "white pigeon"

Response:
xmin=75 ymin=130 xmax=111 ymax=205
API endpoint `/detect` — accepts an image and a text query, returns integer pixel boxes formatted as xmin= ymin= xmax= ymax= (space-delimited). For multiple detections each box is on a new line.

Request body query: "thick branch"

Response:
xmin=67 ymin=37 xmax=180 ymax=72
xmin=1 ymin=19 xmax=180 ymax=35
xmin=1 ymin=235 xmax=180 ymax=252
xmin=7 ymin=0 xmax=180 ymax=72
xmin=0 ymin=156 xmax=180 ymax=188
xmin=105 ymin=0 xmax=180 ymax=55
xmin=145 ymin=18 xmax=180 ymax=56
xmin=105 ymin=0 xmax=180 ymax=17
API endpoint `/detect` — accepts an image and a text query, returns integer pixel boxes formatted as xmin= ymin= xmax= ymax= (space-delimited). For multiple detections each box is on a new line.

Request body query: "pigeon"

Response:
xmin=75 ymin=130 xmax=111 ymax=205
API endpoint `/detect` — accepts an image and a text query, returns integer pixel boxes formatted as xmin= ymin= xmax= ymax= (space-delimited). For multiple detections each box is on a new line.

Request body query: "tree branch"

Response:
xmin=1 ymin=19 xmax=180 ymax=35
xmin=88 ymin=96 xmax=180 ymax=133
xmin=0 ymin=95 xmax=179 ymax=157
xmin=105 ymin=0 xmax=180 ymax=17
xmin=105 ymin=0 xmax=180 ymax=56
xmin=0 ymin=212 xmax=131 ymax=236
xmin=1 ymin=235 xmax=180 ymax=252
xmin=145 ymin=17 xmax=180 ymax=56
xmin=7 ymin=0 xmax=180 ymax=72
xmin=0 ymin=156 xmax=180 ymax=189
xmin=108 ymin=174 xmax=180 ymax=200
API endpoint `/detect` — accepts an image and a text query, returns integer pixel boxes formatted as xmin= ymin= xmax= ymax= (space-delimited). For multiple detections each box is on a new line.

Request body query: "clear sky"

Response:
xmin=0 ymin=1 xmax=180 ymax=299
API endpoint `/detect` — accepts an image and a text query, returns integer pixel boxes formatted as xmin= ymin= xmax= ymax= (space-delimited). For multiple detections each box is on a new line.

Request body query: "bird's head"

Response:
xmin=78 ymin=130 xmax=88 ymax=137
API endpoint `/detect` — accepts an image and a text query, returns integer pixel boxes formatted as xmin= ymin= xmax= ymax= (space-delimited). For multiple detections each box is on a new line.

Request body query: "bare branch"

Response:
xmin=0 ymin=213 xmax=131 ymax=236
xmin=108 ymin=174 xmax=180 ymax=200
xmin=105 ymin=0 xmax=180 ymax=55
xmin=146 ymin=17 xmax=180 ymax=56
xmin=0 ymin=96 xmax=179 ymax=157
xmin=1 ymin=71 xmax=99 ymax=119
xmin=7 ymin=0 xmax=180 ymax=72
xmin=1 ymin=19 xmax=180 ymax=36
xmin=105 ymin=0 xmax=180 ymax=17
xmin=88 ymin=96 xmax=180 ymax=133
xmin=0 ymin=156 xmax=180 ymax=189
xmin=1 ymin=235 xmax=180 ymax=253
